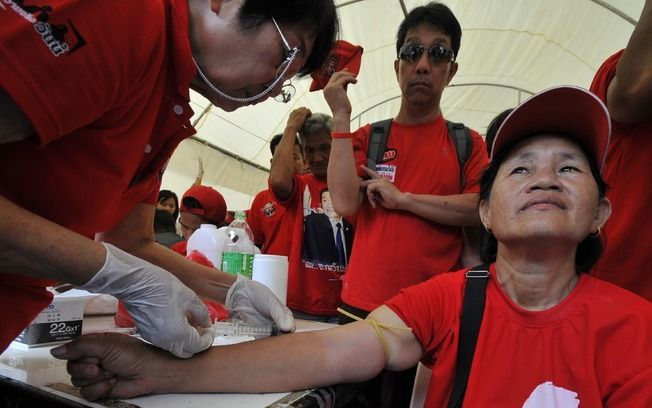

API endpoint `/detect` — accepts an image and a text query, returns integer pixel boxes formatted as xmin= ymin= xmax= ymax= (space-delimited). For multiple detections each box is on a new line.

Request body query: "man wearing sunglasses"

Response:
xmin=0 ymin=0 xmax=338 ymax=358
xmin=324 ymin=2 xmax=487 ymax=406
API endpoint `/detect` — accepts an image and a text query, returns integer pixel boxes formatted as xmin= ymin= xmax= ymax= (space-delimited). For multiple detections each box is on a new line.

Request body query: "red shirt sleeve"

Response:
xmin=589 ymin=50 xmax=623 ymax=101
xmin=0 ymin=1 xmax=167 ymax=145
xmin=350 ymin=124 xmax=372 ymax=178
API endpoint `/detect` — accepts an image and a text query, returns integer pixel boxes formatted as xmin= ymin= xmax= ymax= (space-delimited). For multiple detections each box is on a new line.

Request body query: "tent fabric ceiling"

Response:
xmin=162 ymin=0 xmax=642 ymax=211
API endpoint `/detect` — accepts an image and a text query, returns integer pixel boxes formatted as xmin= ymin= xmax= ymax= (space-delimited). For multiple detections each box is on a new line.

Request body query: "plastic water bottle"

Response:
xmin=186 ymin=224 xmax=228 ymax=268
xmin=220 ymin=211 xmax=256 ymax=279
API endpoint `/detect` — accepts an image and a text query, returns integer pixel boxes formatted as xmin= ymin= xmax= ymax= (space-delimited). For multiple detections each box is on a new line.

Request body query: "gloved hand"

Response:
xmin=225 ymin=274 xmax=295 ymax=332
xmin=79 ymin=243 xmax=215 ymax=358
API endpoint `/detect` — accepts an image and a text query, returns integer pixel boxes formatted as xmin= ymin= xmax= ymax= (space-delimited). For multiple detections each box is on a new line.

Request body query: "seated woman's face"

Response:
xmin=480 ymin=134 xmax=607 ymax=246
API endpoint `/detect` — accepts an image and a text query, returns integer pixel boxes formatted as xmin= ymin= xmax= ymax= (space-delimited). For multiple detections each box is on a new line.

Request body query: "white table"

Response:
xmin=0 ymin=316 xmax=339 ymax=408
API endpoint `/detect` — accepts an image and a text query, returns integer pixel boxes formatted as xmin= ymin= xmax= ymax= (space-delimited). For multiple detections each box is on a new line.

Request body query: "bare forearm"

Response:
xmin=399 ymin=192 xmax=482 ymax=226
xmin=269 ymin=129 xmax=298 ymax=201
xmin=160 ymin=325 xmax=385 ymax=394
xmin=607 ymin=0 xmax=652 ymax=122
xmin=0 ymin=196 xmax=105 ymax=283
xmin=327 ymin=138 xmax=362 ymax=216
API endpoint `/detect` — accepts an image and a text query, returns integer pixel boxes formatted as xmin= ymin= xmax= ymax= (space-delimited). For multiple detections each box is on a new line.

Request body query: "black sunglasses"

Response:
xmin=398 ymin=43 xmax=455 ymax=64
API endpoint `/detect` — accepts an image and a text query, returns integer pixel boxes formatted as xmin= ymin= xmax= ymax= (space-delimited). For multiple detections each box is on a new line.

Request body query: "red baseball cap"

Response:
xmin=180 ymin=185 xmax=227 ymax=224
xmin=309 ymin=40 xmax=364 ymax=92
xmin=490 ymin=86 xmax=611 ymax=171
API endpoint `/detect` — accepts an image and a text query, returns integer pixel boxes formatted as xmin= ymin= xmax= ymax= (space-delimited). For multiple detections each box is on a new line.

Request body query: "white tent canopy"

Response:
xmin=161 ymin=0 xmax=643 ymax=211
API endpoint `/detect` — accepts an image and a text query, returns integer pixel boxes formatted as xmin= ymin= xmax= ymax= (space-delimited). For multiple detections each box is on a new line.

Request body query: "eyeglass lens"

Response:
xmin=399 ymin=43 xmax=454 ymax=63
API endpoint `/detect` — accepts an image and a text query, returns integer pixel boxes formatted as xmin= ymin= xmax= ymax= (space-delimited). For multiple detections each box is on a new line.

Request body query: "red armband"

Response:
xmin=331 ymin=131 xmax=354 ymax=139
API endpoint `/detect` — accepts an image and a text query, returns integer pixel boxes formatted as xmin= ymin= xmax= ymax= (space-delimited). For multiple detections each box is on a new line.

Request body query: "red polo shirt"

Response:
xmin=0 ymin=0 xmax=197 ymax=351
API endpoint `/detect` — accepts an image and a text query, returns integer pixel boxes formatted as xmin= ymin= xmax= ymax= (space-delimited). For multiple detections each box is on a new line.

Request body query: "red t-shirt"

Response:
xmin=386 ymin=266 xmax=652 ymax=407
xmin=0 ymin=0 xmax=196 ymax=351
xmin=341 ymin=116 xmax=488 ymax=312
xmin=248 ymin=189 xmax=295 ymax=256
xmin=589 ymin=50 xmax=652 ymax=301
xmin=273 ymin=174 xmax=353 ymax=315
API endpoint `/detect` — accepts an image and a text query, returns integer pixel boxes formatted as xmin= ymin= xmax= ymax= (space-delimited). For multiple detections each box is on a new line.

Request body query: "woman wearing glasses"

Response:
xmin=0 ymin=0 xmax=338 ymax=358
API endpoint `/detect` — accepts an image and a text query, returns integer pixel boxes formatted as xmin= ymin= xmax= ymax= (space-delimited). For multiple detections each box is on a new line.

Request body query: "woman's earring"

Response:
xmin=589 ymin=227 xmax=601 ymax=238
xmin=484 ymin=224 xmax=492 ymax=234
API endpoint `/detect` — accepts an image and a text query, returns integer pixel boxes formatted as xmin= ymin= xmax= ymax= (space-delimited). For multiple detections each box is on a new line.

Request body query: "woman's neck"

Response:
xmin=494 ymin=247 xmax=579 ymax=311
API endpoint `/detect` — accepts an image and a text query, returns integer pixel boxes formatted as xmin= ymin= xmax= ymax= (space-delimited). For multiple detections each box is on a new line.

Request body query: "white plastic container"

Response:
xmin=252 ymin=254 xmax=289 ymax=304
xmin=186 ymin=224 xmax=228 ymax=268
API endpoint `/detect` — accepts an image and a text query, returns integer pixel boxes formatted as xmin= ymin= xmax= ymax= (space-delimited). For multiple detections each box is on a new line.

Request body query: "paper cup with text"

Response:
xmin=252 ymin=254 xmax=289 ymax=305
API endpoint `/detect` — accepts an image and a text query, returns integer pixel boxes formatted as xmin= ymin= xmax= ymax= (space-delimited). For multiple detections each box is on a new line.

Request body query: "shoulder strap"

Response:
xmin=366 ymin=119 xmax=392 ymax=171
xmin=447 ymin=264 xmax=490 ymax=408
xmin=366 ymin=119 xmax=471 ymax=184
xmin=445 ymin=121 xmax=473 ymax=188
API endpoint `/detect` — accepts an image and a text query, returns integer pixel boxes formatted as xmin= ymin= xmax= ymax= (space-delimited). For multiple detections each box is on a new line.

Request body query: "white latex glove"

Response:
xmin=79 ymin=243 xmax=215 ymax=358
xmin=225 ymin=274 xmax=295 ymax=332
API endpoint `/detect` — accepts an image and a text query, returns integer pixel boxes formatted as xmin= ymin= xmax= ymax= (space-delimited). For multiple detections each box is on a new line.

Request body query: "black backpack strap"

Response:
xmin=446 ymin=120 xmax=473 ymax=188
xmin=366 ymin=119 xmax=392 ymax=171
xmin=447 ymin=264 xmax=490 ymax=408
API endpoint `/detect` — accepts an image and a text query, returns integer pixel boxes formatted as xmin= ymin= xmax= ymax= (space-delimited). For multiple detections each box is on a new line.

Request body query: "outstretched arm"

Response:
xmin=324 ymin=71 xmax=364 ymax=216
xmin=606 ymin=0 xmax=652 ymax=123
xmin=99 ymin=203 xmax=294 ymax=332
xmin=53 ymin=305 xmax=423 ymax=401
xmin=0 ymin=195 xmax=105 ymax=284
xmin=0 ymin=196 xmax=216 ymax=357
xmin=97 ymin=203 xmax=234 ymax=301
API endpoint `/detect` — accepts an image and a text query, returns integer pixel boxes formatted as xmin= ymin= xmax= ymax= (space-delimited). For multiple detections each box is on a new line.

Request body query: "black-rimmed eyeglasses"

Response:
xmin=398 ymin=43 xmax=455 ymax=64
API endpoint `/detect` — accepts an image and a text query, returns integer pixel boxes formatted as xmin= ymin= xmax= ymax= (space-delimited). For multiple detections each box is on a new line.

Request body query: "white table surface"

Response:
xmin=0 ymin=316 xmax=337 ymax=408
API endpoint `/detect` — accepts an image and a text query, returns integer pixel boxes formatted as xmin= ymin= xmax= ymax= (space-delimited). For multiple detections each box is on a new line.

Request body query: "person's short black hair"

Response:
xmin=270 ymin=134 xmax=283 ymax=155
xmin=478 ymin=134 xmax=608 ymax=272
xmin=157 ymin=189 xmax=179 ymax=220
xmin=238 ymin=0 xmax=339 ymax=76
xmin=269 ymin=133 xmax=301 ymax=156
xmin=396 ymin=2 xmax=462 ymax=59
xmin=485 ymin=109 xmax=513 ymax=156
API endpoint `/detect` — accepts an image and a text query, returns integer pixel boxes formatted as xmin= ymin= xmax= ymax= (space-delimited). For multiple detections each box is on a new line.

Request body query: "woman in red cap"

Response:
xmin=55 ymin=87 xmax=651 ymax=406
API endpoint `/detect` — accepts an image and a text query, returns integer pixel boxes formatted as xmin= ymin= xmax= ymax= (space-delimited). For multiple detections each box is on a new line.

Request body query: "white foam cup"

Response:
xmin=252 ymin=254 xmax=288 ymax=305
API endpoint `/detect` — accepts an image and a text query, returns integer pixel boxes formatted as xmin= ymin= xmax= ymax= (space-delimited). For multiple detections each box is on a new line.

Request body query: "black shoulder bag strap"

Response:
xmin=445 ymin=120 xmax=473 ymax=188
xmin=447 ymin=264 xmax=490 ymax=408
xmin=366 ymin=119 xmax=472 ymax=185
xmin=366 ymin=119 xmax=393 ymax=172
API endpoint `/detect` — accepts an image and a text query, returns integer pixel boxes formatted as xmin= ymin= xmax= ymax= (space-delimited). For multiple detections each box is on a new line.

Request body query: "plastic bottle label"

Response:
xmin=221 ymin=252 xmax=253 ymax=279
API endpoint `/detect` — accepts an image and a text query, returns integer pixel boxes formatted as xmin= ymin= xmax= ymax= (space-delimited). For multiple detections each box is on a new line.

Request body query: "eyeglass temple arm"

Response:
xmin=271 ymin=17 xmax=292 ymax=51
